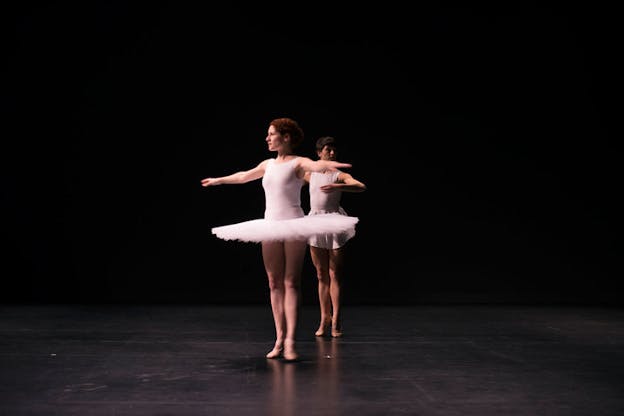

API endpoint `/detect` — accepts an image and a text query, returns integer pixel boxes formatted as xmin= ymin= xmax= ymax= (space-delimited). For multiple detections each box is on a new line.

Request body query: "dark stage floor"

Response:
xmin=1 ymin=304 xmax=623 ymax=415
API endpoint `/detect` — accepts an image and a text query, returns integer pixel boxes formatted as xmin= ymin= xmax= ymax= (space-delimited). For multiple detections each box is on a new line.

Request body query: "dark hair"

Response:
xmin=270 ymin=118 xmax=304 ymax=148
xmin=315 ymin=136 xmax=337 ymax=152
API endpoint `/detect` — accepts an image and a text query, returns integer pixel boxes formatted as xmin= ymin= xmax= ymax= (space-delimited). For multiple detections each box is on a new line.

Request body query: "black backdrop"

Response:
xmin=3 ymin=3 xmax=620 ymax=305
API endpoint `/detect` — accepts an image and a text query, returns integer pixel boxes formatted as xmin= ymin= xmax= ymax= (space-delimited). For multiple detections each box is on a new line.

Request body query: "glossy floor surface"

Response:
xmin=1 ymin=304 xmax=623 ymax=415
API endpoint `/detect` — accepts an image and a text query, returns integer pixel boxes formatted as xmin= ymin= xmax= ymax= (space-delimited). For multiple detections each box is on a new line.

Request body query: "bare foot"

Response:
xmin=266 ymin=342 xmax=283 ymax=359
xmin=315 ymin=318 xmax=331 ymax=337
xmin=331 ymin=320 xmax=343 ymax=338
xmin=283 ymin=339 xmax=298 ymax=361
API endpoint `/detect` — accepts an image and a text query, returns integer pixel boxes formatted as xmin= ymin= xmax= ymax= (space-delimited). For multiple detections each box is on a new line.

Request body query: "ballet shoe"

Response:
xmin=283 ymin=339 xmax=298 ymax=361
xmin=266 ymin=343 xmax=283 ymax=359
xmin=315 ymin=319 xmax=331 ymax=337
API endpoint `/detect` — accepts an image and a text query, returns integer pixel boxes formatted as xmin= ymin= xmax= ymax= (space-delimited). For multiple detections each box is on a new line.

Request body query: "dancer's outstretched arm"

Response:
xmin=201 ymin=159 xmax=269 ymax=187
xmin=297 ymin=157 xmax=351 ymax=174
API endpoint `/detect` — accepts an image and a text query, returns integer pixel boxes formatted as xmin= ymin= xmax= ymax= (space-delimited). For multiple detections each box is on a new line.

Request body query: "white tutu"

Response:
xmin=212 ymin=213 xmax=359 ymax=243
xmin=308 ymin=207 xmax=356 ymax=249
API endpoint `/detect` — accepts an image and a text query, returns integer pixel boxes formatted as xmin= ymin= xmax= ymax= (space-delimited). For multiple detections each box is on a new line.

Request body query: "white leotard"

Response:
xmin=262 ymin=158 xmax=305 ymax=220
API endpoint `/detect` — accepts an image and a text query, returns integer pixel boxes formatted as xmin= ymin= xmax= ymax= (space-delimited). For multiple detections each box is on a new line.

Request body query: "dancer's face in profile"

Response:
xmin=266 ymin=125 xmax=286 ymax=152
xmin=318 ymin=145 xmax=337 ymax=161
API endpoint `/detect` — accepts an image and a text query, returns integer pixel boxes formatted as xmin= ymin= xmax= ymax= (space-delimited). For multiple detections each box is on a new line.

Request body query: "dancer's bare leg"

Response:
xmin=310 ymin=246 xmax=331 ymax=336
xmin=282 ymin=240 xmax=307 ymax=360
xmin=263 ymin=241 xmax=286 ymax=358
xmin=329 ymin=248 xmax=345 ymax=337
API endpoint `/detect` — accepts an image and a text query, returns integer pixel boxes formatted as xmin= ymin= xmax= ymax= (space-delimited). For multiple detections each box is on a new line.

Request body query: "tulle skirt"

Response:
xmin=308 ymin=207 xmax=356 ymax=249
xmin=212 ymin=213 xmax=359 ymax=243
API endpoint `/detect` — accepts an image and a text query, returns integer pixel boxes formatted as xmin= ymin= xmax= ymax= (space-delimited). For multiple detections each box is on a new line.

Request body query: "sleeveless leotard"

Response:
xmin=262 ymin=158 xmax=305 ymax=220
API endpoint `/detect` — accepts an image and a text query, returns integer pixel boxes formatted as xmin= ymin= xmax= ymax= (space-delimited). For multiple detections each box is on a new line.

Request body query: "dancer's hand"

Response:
xmin=325 ymin=161 xmax=352 ymax=171
xmin=201 ymin=177 xmax=220 ymax=187
xmin=320 ymin=184 xmax=340 ymax=193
